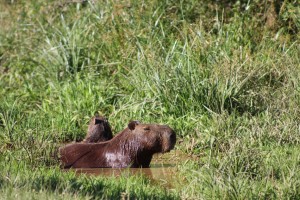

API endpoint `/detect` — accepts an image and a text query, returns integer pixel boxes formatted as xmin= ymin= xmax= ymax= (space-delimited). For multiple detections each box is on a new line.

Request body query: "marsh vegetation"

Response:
xmin=0 ymin=0 xmax=299 ymax=199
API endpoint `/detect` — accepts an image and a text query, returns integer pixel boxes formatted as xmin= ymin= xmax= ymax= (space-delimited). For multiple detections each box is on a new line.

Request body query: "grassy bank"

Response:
xmin=0 ymin=0 xmax=299 ymax=199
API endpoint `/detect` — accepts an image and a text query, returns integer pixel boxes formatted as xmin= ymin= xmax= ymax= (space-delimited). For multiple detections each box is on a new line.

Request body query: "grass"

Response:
xmin=0 ymin=0 xmax=299 ymax=199
xmin=1 ymin=162 xmax=176 ymax=199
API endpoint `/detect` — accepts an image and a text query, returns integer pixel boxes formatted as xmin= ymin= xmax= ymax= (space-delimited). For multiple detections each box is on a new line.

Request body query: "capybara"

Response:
xmin=82 ymin=116 xmax=113 ymax=143
xmin=59 ymin=121 xmax=176 ymax=168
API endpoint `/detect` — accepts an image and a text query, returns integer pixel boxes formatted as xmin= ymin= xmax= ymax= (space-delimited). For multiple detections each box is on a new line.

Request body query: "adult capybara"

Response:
xmin=59 ymin=121 xmax=176 ymax=168
xmin=82 ymin=116 xmax=113 ymax=143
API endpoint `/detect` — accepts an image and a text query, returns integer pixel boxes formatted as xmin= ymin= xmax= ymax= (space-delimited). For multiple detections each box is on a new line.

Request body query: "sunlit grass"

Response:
xmin=0 ymin=0 xmax=299 ymax=199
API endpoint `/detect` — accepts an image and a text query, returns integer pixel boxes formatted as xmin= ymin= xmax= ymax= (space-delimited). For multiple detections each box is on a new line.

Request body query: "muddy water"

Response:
xmin=68 ymin=150 xmax=188 ymax=188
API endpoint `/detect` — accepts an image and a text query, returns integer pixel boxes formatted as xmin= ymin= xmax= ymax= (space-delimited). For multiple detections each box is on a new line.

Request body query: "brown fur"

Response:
xmin=82 ymin=116 xmax=113 ymax=143
xmin=59 ymin=121 xmax=176 ymax=168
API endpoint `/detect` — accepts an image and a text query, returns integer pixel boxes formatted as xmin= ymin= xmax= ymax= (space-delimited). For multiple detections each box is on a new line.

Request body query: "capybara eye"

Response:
xmin=143 ymin=127 xmax=150 ymax=131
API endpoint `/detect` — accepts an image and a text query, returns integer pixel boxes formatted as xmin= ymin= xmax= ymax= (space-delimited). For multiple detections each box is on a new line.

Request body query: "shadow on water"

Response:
xmin=65 ymin=150 xmax=191 ymax=188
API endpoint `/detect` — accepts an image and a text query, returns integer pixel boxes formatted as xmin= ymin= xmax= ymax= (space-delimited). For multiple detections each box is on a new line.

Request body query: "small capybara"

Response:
xmin=82 ymin=116 xmax=113 ymax=143
xmin=59 ymin=121 xmax=176 ymax=168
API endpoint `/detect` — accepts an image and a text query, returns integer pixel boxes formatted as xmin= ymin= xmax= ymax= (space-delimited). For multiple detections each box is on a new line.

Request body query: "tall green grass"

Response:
xmin=0 ymin=162 xmax=177 ymax=199
xmin=0 ymin=0 xmax=299 ymax=199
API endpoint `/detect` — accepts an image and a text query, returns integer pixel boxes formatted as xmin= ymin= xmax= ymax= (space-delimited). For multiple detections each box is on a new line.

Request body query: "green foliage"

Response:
xmin=0 ymin=0 xmax=299 ymax=199
xmin=0 ymin=163 xmax=177 ymax=199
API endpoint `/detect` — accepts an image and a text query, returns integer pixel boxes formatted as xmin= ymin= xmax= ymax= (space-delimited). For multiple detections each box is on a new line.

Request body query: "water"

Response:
xmin=67 ymin=150 xmax=187 ymax=188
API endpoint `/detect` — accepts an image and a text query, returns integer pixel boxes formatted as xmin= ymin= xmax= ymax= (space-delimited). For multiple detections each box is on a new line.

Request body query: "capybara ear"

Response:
xmin=94 ymin=118 xmax=103 ymax=125
xmin=128 ymin=120 xmax=140 ymax=130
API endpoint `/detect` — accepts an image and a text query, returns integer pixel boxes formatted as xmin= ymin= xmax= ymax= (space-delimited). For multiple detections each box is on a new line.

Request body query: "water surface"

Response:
xmin=68 ymin=150 xmax=188 ymax=188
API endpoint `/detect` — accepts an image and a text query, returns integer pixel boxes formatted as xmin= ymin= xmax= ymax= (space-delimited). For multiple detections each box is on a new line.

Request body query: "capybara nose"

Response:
xmin=169 ymin=130 xmax=176 ymax=144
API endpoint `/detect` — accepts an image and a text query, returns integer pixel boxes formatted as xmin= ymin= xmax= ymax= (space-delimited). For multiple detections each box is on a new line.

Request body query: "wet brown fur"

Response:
xmin=82 ymin=116 xmax=113 ymax=143
xmin=59 ymin=121 xmax=176 ymax=168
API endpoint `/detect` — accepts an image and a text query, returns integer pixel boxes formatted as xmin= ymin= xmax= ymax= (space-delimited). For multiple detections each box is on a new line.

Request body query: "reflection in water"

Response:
xmin=67 ymin=150 xmax=188 ymax=188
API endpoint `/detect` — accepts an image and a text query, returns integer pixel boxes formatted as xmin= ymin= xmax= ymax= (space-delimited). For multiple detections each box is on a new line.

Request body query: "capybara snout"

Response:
xmin=160 ymin=126 xmax=176 ymax=153
xmin=166 ymin=129 xmax=176 ymax=152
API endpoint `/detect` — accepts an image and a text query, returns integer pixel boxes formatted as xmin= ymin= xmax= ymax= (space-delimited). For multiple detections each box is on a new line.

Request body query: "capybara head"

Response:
xmin=127 ymin=121 xmax=176 ymax=154
xmin=83 ymin=116 xmax=113 ymax=143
